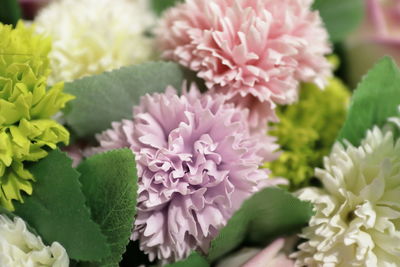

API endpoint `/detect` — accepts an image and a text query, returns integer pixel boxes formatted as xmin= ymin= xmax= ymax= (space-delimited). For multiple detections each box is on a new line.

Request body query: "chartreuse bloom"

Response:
xmin=0 ymin=22 xmax=74 ymax=210
xmin=265 ymin=77 xmax=349 ymax=189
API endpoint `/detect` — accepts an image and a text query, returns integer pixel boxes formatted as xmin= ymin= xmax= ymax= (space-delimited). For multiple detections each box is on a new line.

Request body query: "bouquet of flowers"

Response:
xmin=0 ymin=0 xmax=399 ymax=266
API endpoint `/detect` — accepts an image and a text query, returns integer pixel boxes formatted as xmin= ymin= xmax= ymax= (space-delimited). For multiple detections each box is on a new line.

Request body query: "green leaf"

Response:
xmin=0 ymin=206 xmax=41 ymax=236
xmin=13 ymin=150 xmax=110 ymax=261
xmin=77 ymin=149 xmax=138 ymax=267
xmin=0 ymin=0 xmax=21 ymax=26
xmin=151 ymin=0 xmax=183 ymax=15
xmin=165 ymin=253 xmax=209 ymax=267
xmin=64 ymin=62 xmax=200 ymax=138
xmin=207 ymin=187 xmax=313 ymax=262
xmin=313 ymin=0 xmax=364 ymax=43
xmin=338 ymin=57 xmax=400 ymax=146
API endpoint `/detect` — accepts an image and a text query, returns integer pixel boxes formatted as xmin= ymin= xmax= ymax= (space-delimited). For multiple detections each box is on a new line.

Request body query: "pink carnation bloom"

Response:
xmin=87 ymin=85 xmax=285 ymax=262
xmin=157 ymin=0 xmax=332 ymax=128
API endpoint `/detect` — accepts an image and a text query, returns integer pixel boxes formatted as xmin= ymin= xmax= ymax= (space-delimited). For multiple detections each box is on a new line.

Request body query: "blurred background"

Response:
xmin=7 ymin=0 xmax=400 ymax=91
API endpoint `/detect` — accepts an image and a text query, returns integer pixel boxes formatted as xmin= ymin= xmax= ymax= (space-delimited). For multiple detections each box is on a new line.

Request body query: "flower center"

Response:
xmin=346 ymin=209 xmax=356 ymax=223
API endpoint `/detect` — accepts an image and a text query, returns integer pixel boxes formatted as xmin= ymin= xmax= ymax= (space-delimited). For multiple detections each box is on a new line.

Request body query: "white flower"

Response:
xmin=0 ymin=215 xmax=69 ymax=267
xmin=293 ymin=126 xmax=400 ymax=266
xmin=34 ymin=0 xmax=156 ymax=84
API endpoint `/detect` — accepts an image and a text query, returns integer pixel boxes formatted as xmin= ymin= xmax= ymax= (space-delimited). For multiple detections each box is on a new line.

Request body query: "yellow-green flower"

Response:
xmin=0 ymin=22 xmax=74 ymax=210
xmin=266 ymin=78 xmax=350 ymax=189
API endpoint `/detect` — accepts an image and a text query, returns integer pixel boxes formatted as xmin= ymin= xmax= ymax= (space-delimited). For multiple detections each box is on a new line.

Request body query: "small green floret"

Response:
xmin=0 ymin=22 xmax=75 ymax=210
xmin=266 ymin=78 xmax=350 ymax=189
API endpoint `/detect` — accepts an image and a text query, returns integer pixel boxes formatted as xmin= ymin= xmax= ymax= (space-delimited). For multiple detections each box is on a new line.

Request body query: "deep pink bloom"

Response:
xmin=87 ymin=85 xmax=285 ymax=262
xmin=157 ymin=0 xmax=332 ymax=128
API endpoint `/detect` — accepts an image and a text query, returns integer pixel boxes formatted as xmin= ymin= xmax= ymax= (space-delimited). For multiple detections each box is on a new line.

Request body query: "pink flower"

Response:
xmin=242 ymin=239 xmax=294 ymax=267
xmin=62 ymin=143 xmax=85 ymax=168
xmin=216 ymin=238 xmax=294 ymax=267
xmin=365 ymin=0 xmax=400 ymax=45
xmin=87 ymin=84 xmax=285 ymax=262
xmin=157 ymin=0 xmax=332 ymax=128
xmin=346 ymin=0 xmax=400 ymax=86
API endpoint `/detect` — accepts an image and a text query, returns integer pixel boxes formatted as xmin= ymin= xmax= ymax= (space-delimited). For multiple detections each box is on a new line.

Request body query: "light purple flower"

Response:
xmin=87 ymin=84 xmax=285 ymax=262
xmin=62 ymin=144 xmax=84 ymax=168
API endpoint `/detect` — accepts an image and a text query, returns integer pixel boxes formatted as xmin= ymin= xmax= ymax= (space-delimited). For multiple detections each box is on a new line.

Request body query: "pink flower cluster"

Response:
xmin=157 ymin=0 xmax=332 ymax=128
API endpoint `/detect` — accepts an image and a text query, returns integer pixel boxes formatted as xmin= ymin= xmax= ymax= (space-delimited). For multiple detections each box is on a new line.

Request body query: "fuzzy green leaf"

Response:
xmin=77 ymin=149 xmax=138 ymax=267
xmin=313 ymin=0 xmax=364 ymax=43
xmin=0 ymin=0 xmax=21 ymax=26
xmin=338 ymin=57 xmax=400 ymax=146
xmin=207 ymin=187 xmax=313 ymax=262
xmin=165 ymin=253 xmax=209 ymax=267
xmin=64 ymin=62 xmax=199 ymax=138
xmin=13 ymin=150 xmax=110 ymax=261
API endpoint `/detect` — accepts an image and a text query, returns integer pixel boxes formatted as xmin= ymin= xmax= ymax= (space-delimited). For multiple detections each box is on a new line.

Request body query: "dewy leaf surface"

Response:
xmin=13 ymin=150 xmax=110 ymax=261
xmin=78 ymin=149 xmax=138 ymax=267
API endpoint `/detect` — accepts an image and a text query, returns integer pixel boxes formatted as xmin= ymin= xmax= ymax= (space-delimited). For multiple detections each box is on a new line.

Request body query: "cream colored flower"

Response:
xmin=34 ymin=0 xmax=156 ymax=84
xmin=293 ymin=126 xmax=400 ymax=266
xmin=0 ymin=215 xmax=69 ymax=267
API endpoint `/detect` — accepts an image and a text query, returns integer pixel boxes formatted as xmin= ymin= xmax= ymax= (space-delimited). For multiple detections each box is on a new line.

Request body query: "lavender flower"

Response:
xmin=87 ymin=85 xmax=284 ymax=262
